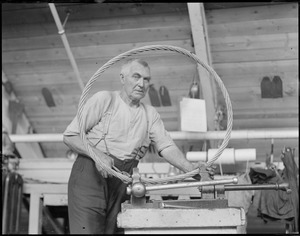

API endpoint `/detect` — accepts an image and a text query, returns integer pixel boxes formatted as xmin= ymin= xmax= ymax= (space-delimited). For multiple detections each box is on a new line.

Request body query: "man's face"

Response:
xmin=120 ymin=61 xmax=151 ymax=101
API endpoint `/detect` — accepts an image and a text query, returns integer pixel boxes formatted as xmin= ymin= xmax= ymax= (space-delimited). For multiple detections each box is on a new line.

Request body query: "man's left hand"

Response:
xmin=192 ymin=161 xmax=216 ymax=181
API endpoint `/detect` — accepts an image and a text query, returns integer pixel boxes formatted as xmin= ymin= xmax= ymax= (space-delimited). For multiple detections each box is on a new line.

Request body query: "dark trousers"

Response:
xmin=68 ymin=154 xmax=138 ymax=234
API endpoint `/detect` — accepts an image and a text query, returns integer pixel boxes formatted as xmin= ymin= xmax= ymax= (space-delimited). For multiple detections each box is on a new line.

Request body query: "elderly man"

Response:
xmin=63 ymin=58 xmax=214 ymax=234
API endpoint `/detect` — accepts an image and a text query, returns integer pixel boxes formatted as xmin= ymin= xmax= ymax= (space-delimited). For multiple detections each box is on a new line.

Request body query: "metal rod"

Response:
xmin=146 ymin=177 xmax=238 ymax=192
xmin=170 ymin=129 xmax=298 ymax=140
xmin=161 ymin=203 xmax=195 ymax=209
xmin=48 ymin=3 xmax=84 ymax=91
xmin=224 ymin=182 xmax=290 ymax=191
xmin=10 ymin=133 xmax=63 ymax=143
xmin=9 ymin=128 xmax=298 ymax=143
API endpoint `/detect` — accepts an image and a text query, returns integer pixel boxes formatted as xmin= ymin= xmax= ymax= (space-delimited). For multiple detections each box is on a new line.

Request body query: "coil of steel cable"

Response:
xmin=77 ymin=45 xmax=233 ymax=185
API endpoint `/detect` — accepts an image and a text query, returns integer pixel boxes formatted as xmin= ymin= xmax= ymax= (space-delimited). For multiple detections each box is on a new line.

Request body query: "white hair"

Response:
xmin=120 ymin=58 xmax=150 ymax=76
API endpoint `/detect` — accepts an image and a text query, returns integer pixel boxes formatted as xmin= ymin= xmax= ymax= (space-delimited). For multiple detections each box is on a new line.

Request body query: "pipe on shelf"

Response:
xmin=170 ymin=128 xmax=298 ymax=140
xmin=8 ymin=128 xmax=298 ymax=143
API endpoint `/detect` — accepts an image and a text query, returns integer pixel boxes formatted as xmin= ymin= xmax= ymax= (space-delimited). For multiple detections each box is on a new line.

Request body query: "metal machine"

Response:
xmin=117 ymin=168 xmax=290 ymax=234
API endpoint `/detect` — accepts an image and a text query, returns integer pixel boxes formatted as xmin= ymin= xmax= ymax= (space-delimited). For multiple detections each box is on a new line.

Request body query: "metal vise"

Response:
xmin=119 ymin=168 xmax=290 ymax=234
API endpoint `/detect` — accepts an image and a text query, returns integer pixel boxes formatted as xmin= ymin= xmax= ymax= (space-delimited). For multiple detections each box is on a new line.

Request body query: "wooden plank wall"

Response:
xmin=2 ymin=3 xmax=298 ymax=161
xmin=207 ymin=3 xmax=298 ymax=129
xmin=206 ymin=3 xmax=298 ymax=160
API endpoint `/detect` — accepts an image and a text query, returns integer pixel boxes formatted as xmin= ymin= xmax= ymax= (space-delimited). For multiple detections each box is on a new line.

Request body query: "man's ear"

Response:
xmin=120 ymin=73 xmax=125 ymax=84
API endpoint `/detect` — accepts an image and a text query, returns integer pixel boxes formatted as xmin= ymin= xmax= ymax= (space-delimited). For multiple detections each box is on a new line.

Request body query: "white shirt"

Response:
xmin=64 ymin=91 xmax=174 ymax=160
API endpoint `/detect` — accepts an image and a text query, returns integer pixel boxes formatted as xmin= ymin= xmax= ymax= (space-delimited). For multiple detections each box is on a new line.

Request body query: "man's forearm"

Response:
xmin=160 ymin=145 xmax=194 ymax=173
xmin=63 ymin=135 xmax=90 ymax=156
xmin=63 ymin=135 xmax=109 ymax=161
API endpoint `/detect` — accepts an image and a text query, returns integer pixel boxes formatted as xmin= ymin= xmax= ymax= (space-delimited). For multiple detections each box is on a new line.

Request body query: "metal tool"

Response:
xmin=160 ymin=202 xmax=195 ymax=209
xmin=126 ymin=168 xmax=291 ymax=207
xmin=127 ymin=177 xmax=238 ymax=197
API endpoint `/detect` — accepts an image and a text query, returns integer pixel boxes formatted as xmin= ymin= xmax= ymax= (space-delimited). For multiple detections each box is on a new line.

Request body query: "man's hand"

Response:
xmin=192 ymin=161 xmax=216 ymax=181
xmin=95 ymin=155 xmax=114 ymax=178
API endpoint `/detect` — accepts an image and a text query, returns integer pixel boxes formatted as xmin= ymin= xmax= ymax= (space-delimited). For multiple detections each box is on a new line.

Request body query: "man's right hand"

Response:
xmin=95 ymin=155 xmax=114 ymax=178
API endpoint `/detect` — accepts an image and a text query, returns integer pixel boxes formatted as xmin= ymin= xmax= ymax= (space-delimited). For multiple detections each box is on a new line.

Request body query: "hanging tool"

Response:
xmin=261 ymin=76 xmax=273 ymax=98
xmin=188 ymin=75 xmax=200 ymax=99
xmin=270 ymin=138 xmax=274 ymax=164
xmin=148 ymin=84 xmax=161 ymax=107
xmin=41 ymin=87 xmax=56 ymax=108
xmin=159 ymin=85 xmax=172 ymax=106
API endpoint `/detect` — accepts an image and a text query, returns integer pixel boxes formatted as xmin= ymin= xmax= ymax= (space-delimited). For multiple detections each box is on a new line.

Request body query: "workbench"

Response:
xmin=18 ymin=160 xmax=216 ymax=233
xmin=118 ymin=203 xmax=246 ymax=234
xmin=19 ymin=160 xmax=286 ymax=234
xmin=22 ymin=180 xmax=224 ymax=234
xmin=117 ymin=168 xmax=247 ymax=234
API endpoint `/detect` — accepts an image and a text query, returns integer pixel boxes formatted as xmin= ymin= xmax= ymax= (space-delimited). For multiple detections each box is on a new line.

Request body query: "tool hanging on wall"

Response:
xmin=265 ymin=139 xmax=274 ymax=168
xmin=272 ymin=75 xmax=283 ymax=98
xmin=261 ymin=76 xmax=273 ymax=98
xmin=188 ymin=74 xmax=200 ymax=99
xmin=261 ymin=75 xmax=283 ymax=99
xmin=42 ymin=87 xmax=56 ymax=108
xmin=148 ymin=84 xmax=161 ymax=107
xmin=159 ymin=85 xmax=172 ymax=106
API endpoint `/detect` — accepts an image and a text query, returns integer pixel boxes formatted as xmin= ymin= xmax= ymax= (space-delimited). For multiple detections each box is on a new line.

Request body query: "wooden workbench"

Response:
xmin=18 ymin=159 xmax=237 ymax=233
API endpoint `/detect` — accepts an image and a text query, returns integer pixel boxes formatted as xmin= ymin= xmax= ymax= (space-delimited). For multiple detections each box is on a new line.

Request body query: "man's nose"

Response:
xmin=137 ymin=78 xmax=144 ymax=87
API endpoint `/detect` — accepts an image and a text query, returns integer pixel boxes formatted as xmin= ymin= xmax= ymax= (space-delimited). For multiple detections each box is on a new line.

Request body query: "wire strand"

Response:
xmin=77 ymin=45 xmax=233 ymax=184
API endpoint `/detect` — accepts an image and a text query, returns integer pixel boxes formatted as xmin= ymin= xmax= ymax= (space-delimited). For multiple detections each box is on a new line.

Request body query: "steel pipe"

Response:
xmin=170 ymin=128 xmax=298 ymax=140
xmin=224 ymin=182 xmax=290 ymax=192
xmin=201 ymin=182 xmax=290 ymax=193
xmin=48 ymin=3 xmax=84 ymax=91
xmin=145 ymin=177 xmax=238 ymax=192
xmin=8 ymin=128 xmax=298 ymax=143
xmin=9 ymin=133 xmax=63 ymax=143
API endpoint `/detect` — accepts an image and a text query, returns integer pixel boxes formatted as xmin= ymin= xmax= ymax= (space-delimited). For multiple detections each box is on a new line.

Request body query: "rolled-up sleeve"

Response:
xmin=148 ymin=106 xmax=175 ymax=156
xmin=63 ymin=116 xmax=80 ymax=136
xmin=63 ymin=91 xmax=111 ymax=136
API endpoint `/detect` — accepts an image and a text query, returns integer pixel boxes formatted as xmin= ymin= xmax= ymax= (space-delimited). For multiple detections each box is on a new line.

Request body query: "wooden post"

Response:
xmin=187 ymin=3 xmax=218 ymax=148
xmin=28 ymin=193 xmax=43 ymax=234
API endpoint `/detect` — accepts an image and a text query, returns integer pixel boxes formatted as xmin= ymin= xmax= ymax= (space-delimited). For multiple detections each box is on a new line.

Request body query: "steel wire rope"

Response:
xmin=77 ymin=45 xmax=233 ymax=185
